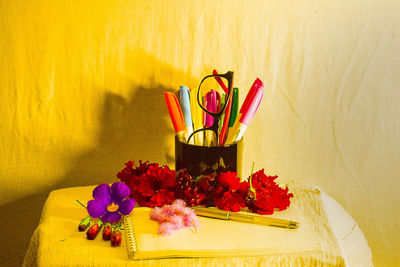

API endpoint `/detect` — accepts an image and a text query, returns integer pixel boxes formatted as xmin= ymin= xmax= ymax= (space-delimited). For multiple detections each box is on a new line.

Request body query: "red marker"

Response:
xmin=213 ymin=69 xmax=233 ymax=145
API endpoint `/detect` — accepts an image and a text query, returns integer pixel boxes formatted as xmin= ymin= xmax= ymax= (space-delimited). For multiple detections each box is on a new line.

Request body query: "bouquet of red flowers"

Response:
xmin=117 ymin=161 xmax=293 ymax=215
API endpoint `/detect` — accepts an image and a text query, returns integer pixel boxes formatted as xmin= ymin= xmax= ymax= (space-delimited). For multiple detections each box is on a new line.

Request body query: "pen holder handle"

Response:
xmin=175 ymin=134 xmax=243 ymax=178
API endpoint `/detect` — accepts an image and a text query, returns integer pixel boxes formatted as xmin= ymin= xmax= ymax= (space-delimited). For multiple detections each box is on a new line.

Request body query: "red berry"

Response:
xmin=102 ymin=224 xmax=112 ymax=240
xmin=111 ymin=230 xmax=122 ymax=246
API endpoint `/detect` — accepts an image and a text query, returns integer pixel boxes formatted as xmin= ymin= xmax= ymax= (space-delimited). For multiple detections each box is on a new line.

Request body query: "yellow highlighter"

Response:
xmin=190 ymin=88 xmax=204 ymax=145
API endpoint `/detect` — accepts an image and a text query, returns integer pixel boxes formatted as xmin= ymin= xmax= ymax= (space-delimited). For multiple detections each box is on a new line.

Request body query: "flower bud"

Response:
xmin=111 ymin=228 xmax=122 ymax=246
xmin=102 ymin=223 xmax=112 ymax=241
xmin=86 ymin=220 xmax=103 ymax=240
xmin=78 ymin=216 xmax=91 ymax=232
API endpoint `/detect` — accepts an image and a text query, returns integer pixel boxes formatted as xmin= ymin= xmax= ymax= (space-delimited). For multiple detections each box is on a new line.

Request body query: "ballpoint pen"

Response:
xmin=178 ymin=86 xmax=194 ymax=144
xmin=164 ymin=92 xmax=186 ymax=141
xmin=226 ymin=78 xmax=264 ymax=144
xmin=192 ymin=206 xmax=299 ymax=229
xmin=190 ymin=88 xmax=203 ymax=145
xmin=231 ymin=80 xmax=264 ymax=142
xmin=227 ymin=87 xmax=239 ymax=138
xmin=204 ymin=90 xmax=217 ymax=146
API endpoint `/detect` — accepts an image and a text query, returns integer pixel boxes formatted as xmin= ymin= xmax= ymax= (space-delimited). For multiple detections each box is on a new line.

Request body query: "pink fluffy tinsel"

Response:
xmin=150 ymin=199 xmax=200 ymax=235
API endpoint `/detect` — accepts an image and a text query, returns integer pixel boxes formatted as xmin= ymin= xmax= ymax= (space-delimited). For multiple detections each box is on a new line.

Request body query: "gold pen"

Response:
xmin=192 ymin=207 xmax=299 ymax=229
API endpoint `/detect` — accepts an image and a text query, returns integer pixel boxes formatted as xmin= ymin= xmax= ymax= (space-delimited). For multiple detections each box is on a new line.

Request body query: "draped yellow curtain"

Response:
xmin=1 ymin=0 xmax=399 ymax=266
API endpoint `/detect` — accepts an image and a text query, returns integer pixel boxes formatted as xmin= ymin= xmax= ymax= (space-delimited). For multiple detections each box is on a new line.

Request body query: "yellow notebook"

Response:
xmin=123 ymin=206 xmax=321 ymax=260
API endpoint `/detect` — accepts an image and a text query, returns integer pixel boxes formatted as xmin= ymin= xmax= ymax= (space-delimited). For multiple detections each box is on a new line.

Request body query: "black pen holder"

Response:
xmin=175 ymin=134 xmax=243 ymax=178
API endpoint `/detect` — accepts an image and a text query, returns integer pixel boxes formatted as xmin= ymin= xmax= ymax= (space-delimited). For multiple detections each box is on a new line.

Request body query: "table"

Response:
xmin=23 ymin=184 xmax=372 ymax=266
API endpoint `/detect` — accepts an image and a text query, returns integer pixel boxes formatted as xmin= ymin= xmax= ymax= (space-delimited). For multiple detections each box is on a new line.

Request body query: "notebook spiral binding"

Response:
xmin=123 ymin=214 xmax=137 ymax=260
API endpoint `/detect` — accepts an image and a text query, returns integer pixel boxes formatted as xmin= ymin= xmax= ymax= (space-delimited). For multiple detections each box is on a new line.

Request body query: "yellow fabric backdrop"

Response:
xmin=0 ymin=0 xmax=399 ymax=266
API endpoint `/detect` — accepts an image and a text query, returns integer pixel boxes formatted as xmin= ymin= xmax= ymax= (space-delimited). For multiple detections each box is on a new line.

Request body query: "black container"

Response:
xmin=175 ymin=134 xmax=243 ymax=178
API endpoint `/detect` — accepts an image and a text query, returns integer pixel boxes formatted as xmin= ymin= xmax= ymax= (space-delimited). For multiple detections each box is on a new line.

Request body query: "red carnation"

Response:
xmin=117 ymin=161 xmax=159 ymax=185
xmin=246 ymin=169 xmax=293 ymax=215
xmin=213 ymin=172 xmax=249 ymax=212
xmin=272 ymin=186 xmax=293 ymax=211
xmin=117 ymin=161 xmax=176 ymax=207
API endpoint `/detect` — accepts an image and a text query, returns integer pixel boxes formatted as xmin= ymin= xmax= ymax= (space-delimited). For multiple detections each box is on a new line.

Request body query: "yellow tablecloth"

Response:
xmin=23 ymin=184 xmax=371 ymax=266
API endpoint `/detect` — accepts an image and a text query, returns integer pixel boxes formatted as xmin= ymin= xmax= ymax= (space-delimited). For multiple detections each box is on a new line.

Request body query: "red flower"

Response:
xmin=117 ymin=161 xmax=176 ymax=207
xmin=197 ymin=173 xmax=217 ymax=206
xmin=272 ymin=186 xmax=293 ymax=211
xmin=213 ymin=172 xmax=249 ymax=212
xmin=117 ymin=161 xmax=159 ymax=185
xmin=197 ymin=173 xmax=216 ymax=193
xmin=175 ymin=169 xmax=206 ymax=207
xmin=246 ymin=169 xmax=293 ymax=215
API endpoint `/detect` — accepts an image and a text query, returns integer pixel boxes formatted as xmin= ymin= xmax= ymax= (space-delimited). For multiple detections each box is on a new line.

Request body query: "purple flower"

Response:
xmin=87 ymin=183 xmax=136 ymax=223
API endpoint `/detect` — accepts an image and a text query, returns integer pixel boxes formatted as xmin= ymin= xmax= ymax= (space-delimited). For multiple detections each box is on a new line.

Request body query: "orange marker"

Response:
xmin=164 ymin=92 xmax=186 ymax=141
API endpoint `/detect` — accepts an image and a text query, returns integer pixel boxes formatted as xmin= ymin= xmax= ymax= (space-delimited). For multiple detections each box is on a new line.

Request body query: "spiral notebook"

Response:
xmin=123 ymin=206 xmax=320 ymax=260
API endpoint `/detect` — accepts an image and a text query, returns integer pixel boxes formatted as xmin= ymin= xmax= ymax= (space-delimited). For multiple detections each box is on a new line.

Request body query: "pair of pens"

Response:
xmin=165 ymin=86 xmax=198 ymax=145
xmin=225 ymin=78 xmax=264 ymax=144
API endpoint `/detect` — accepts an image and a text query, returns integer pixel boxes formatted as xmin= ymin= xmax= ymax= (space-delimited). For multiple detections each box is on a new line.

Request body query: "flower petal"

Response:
xmin=87 ymin=199 xmax=107 ymax=218
xmin=217 ymin=172 xmax=240 ymax=189
xmin=102 ymin=211 xmax=121 ymax=223
xmin=92 ymin=184 xmax=111 ymax=204
xmin=111 ymin=182 xmax=130 ymax=201
xmin=119 ymin=198 xmax=136 ymax=215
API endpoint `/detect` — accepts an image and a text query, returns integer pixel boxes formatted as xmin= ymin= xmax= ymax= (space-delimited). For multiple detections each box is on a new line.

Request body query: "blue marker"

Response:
xmin=179 ymin=86 xmax=194 ymax=144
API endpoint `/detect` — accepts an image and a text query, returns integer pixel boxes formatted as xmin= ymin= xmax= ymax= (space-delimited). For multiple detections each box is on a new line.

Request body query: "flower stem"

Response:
xmin=249 ymin=162 xmax=256 ymax=194
xmin=249 ymin=162 xmax=255 ymax=188
xmin=76 ymin=200 xmax=87 ymax=209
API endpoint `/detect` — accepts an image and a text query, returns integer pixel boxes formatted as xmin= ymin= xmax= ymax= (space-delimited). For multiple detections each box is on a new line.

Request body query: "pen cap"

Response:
xmin=239 ymin=78 xmax=264 ymax=114
xmin=179 ymin=86 xmax=193 ymax=126
xmin=164 ymin=92 xmax=185 ymax=132
xmin=239 ymin=85 xmax=264 ymax=125
xmin=228 ymin=87 xmax=239 ymax=127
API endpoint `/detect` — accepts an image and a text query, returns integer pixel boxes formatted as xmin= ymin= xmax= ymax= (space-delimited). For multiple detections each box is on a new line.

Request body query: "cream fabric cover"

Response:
xmin=24 ymin=185 xmax=372 ymax=266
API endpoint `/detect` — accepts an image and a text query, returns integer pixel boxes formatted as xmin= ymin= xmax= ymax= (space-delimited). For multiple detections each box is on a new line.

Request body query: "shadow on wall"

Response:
xmin=57 ymin=82 xmax=174 ymax=189
xmin=0 ymin=71 xmax=193 ymax=266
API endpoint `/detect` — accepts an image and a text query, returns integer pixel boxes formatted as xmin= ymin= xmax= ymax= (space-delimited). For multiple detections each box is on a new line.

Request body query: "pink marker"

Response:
xmin=204 ymin=90 xmax=217 ymax=145
xmin=226 ymin=78 xmax=264 ymax=144
xmin=234 ymin=85 xmax=263 ymax=141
